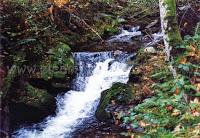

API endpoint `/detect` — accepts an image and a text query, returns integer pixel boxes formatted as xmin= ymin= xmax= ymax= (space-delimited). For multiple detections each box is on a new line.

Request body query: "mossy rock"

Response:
xmin=40 ymin=42 xmax=75 ymax=80
xmin=19 ymin=83 xmax=54 ymax=108
xmin=95 ymin=82 xmax=134 ymax=121
xmin=128 ymin=68 xmax=142 ymax=83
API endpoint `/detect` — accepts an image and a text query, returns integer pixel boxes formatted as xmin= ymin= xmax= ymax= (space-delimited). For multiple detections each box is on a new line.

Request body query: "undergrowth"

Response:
xmin=122 ymin=34 xmax=200 ymax=137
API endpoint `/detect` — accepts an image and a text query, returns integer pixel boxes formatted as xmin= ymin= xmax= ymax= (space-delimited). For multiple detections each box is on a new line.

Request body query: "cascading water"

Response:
xmin=13 ymin=52 xmax=133 ymax=138
xmin=108 ymin=26 xmax=142 ymax=43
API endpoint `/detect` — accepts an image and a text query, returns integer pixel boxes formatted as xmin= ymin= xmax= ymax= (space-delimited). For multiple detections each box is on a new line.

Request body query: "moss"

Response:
xmin=95 ymin=83 xmax=134 ymax=121
xmin=162 ymin=0 xmax=183 ymax=47
xmin=164 ymin=0 xmax=177 ymax=17
xmin=135 ymin=48 xmax=151 ymax=64
xmin=167 ymin=27 xmax=183 ymax=46
xmin=53 ymin=71 xmax=66 ymax=79
xmin=20 ymin=84 xmax=54 ymax=108
xmin=40 ymin=42 xmax=75 ymax=80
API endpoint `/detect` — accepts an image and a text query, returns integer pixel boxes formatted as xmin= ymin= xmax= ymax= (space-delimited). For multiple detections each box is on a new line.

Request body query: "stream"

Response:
xmin=13 ymin=52 xmax=132 ymax=138
xmin=13 ymin=26 xmax=160 ymax=138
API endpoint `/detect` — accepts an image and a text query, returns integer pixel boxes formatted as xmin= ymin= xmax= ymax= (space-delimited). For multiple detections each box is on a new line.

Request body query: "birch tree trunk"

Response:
xmin=159 ymin=0 xmax=182 ymax=61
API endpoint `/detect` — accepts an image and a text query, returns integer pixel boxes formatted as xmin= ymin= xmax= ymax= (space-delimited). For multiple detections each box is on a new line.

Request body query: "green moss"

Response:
xmin=20 ymin=84 xmax=54 ymax=108
xmin=95 ymin=83 xmax=134 ymax=121
xmin=164 ymin=0 xmax=177 ymax=17
xmin=53 ymin=71 xmax=66 ymax=79
xmin=135 ymin=48 xmax=151 ymax=64
xmin=162 ymin=0 xmax=183 ymax=47
xmin=40 ymin=42 xmax=74 ymax=80
xmin=167 ymin=28 xmax=183 ymax=46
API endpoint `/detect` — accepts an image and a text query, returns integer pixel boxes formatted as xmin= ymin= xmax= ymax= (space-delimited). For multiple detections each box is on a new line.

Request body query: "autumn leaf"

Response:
xmin=196 ymin=83 xmax=200 ymax=92
xmin=139 ymin=121 xmax=150 ymax=127
xmin=179 ymin=57 xmax=187 ymax=64
xmin=174 ymin=88 xmax=180 ymax=95
xmin=191 ymin=110 xmax=200 ymax=117
xmin=190 ymin=98 xmax=200 ymax=105
xmin=172 ymin=109 xmax=181 ymax=116
xmin=188 ymin=44 xmax=196 ymax=57
xmin=143 ymin=85 xmax=151 ymax=95
xmin=166 ymin=105 xmax=173 ymax=111
xmin=50 ymin=0 xmax=70 ymax=7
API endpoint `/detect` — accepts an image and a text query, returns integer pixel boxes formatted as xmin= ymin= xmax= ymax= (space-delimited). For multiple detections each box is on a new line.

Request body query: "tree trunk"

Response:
xmin=159 ymin=0 xmax=182 ymax=61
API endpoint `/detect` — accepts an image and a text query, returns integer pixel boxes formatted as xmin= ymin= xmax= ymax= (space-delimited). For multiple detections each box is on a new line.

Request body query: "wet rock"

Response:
xmin=122 ymin=25 xmax=132 ymax=31
xmin=0 ymin=35 xmax=10 ymax=49
xmin=95 ymin=83 xmax=134 ymax=121
xmin=140 ymin=35 xmax=152 ymax=44
xmin=29 ymin=42 xmax=75 ymax=94
xmin=21 ymin=83 xmax=55 ymax=108
xmin=10 ymin=83 xmax=56 ymax=129
xmin=144 ymin=47 xmax=156 ymax=54
xmin=113 ymin=50 xmax=123 ymax=58
xmin=128 ymin=70 xmax=142 ymax=83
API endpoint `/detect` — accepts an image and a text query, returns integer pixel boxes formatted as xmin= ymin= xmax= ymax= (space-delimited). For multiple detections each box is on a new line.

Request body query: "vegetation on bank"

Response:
xmin=118 ymin=34 xmax=200 ymax=137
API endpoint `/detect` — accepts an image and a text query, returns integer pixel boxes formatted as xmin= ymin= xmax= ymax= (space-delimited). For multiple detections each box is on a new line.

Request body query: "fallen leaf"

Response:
xmin=139 ymin=121 xmax=149 ymax=127
xmin=179 ymin=57 xmax=187 ymax=64
xmin=143 ymin=85 xmax=151 ymax=95
xmin=166 ymin=105 xmax=173 ymax=111
xmin=174 ymin=88 xmax=180 ymax=95
xmin=172 ymin=109 xmax=181 ymax=116
xmin=173 ymin=124 xmax=181 ymax=132
xmin=192 ymin=110 xmax=200 ymax=117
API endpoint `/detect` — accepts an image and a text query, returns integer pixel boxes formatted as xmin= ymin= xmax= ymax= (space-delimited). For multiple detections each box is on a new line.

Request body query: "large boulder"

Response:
xmin=95 ymin=83 xmax=134 ymax=121
xmin=29 ymin=42 xmax=75 ymax=94
xmin=10 ymin=83 xmax=56 ymax=128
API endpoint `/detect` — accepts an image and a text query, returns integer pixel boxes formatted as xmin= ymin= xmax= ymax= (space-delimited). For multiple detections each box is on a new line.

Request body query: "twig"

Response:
xmin=81 ymin=19 xmax=103 ymax=40
xmin=144 ymin=30 xmax=163 ymax=47
xmin=179 ymin=4 xmax=190 ymax=28
xmin=71 ymin=14 xmax=103 ymax=40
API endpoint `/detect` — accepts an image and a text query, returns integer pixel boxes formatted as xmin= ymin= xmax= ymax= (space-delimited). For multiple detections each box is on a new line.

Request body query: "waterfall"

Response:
xmin=13 ymin=52 xmax=133 ymax=138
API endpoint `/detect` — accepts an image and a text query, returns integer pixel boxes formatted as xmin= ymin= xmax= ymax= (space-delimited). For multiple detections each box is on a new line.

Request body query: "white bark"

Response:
xmin=159 ymin=0 xmax=182 ymax=61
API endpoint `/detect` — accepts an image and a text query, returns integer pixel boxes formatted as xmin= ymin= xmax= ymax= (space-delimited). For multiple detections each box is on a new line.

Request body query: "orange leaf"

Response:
xmin=196 ymin=83 xmax=200 ymax=92
xmin=54 ymin=0 xmax=70 ymax=7
xmin=166 ymin=105 xmax=173 ymax=111
xmin=188 ymin=44 xmax=196 ymax=57
xmin=139 ymin=121 xmax=149 ymax=127
xmin=179 ymin=57 xmax=187 ymax=64
xmin=174 ymin=88 xmax=180 ymax=95
xmin=143 ymin=86 xmax=151 ymax=95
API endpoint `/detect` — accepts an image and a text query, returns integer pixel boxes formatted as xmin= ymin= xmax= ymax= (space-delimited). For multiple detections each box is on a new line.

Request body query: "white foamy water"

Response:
xmin=108 ymin=26 xmax=142 ymax=43
xmin=14 ymin=52 xmax=132 ymax=138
